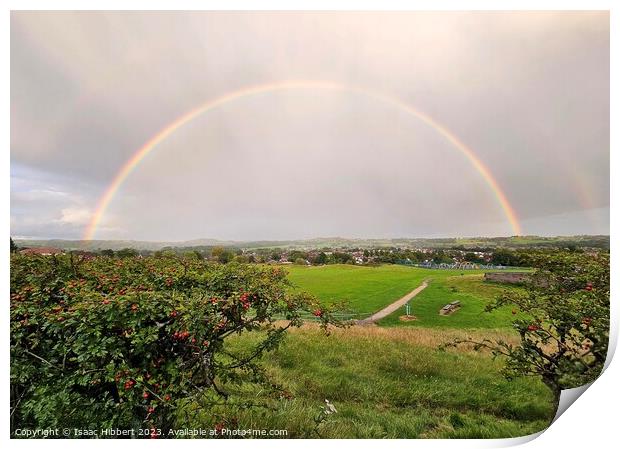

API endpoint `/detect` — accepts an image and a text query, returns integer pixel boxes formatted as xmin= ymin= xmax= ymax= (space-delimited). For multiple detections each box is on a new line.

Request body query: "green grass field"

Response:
xmin=377 ymin=273 xmax=525 ymax=329
xmin=184 ymin=325 xmax=553 ymax=438
xmin=285 ymin=264 xmax=429 ymax=315
xmin=285 ymin=264 xmax=522 ymax=327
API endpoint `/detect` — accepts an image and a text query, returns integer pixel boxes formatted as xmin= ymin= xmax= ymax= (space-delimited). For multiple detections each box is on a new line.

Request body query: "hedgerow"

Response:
xmin=10 ymin=253 xmax=340 ymax=437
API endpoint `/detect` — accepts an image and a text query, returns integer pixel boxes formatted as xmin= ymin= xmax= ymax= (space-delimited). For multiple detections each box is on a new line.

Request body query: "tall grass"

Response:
xmin=182 ymin=325 xmax=554 ymax=438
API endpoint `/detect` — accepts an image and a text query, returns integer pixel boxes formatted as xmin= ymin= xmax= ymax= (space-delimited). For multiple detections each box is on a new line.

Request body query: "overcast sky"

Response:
xmin=10 ymin=11 xmax=609 ymax=241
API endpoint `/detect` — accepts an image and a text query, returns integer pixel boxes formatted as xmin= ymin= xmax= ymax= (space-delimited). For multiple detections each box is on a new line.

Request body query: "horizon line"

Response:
xmin=12 ymin=233 xmax=610 ymax=243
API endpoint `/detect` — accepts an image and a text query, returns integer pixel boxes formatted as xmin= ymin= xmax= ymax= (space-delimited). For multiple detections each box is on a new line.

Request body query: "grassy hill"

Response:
xmin=183 ymin=325 xmax=554 ymax=438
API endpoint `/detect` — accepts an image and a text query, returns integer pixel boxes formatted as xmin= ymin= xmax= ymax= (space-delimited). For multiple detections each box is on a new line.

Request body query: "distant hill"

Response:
xmin=12 ymin=239 xmax=185 ymax=251
xmin=13 ymin=235 xmax=610 ymax=251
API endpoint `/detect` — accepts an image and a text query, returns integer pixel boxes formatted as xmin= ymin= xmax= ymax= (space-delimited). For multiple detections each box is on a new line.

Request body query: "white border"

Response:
xmin=3 ymin=1 xmax=616 ymax=448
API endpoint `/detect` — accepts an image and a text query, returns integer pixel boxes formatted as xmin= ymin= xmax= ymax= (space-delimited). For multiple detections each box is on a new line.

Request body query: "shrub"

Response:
xmin=10 ymin=254 xmax=341 ymax=437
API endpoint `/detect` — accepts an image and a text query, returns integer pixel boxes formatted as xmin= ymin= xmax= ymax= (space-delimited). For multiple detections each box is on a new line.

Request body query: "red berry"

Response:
xmin=147 ymin=407 xmax=155 ymax=414
xmin=170 ymin=310 xmax=178 ymax=317
xmin=102 ymin=299 xmax=110 ymax=305
xmin=131 ymin=304 xmax=138 ymax=311
xmin=164 ymin=394 xmax=171 ymax=401
xmin=313 ymin=309 xmax=322 ymax=317
xmin=527 ymin=324 xmax=540 ymax=332
xmin=143 ymin=392 xmax=149 ymax=399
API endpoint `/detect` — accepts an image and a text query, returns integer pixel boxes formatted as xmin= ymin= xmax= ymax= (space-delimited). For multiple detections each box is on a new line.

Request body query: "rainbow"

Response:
xmin=83 ymin=80 xmax=522 ymax=240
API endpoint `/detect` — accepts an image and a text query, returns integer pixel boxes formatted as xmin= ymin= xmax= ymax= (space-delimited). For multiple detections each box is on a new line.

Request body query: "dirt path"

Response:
xmin=358 ymin=280 xmax=429 ymax=324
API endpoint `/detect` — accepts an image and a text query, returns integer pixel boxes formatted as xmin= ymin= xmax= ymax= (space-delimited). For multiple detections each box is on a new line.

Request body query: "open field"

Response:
xmin=187 ymin=325 xmax=554 ymax=438
xmin=285 ymin=264 xmax=429 ymax=315
xmin=378 ymin=274 xmax=526 ymax=329
xmin=285 ymin=264 xmax=522 ymax=327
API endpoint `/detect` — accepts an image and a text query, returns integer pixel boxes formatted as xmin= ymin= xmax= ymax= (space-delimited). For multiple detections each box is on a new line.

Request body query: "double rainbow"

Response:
xmin=83 ymin=80 xmax=522 ymax=240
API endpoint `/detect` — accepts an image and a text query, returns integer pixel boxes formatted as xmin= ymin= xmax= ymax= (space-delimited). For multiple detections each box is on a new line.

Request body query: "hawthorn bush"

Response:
xmin=443 ymin=250 xmax=610 ymax=409
xmin=10 ymin=253 xmax=341 ymax=437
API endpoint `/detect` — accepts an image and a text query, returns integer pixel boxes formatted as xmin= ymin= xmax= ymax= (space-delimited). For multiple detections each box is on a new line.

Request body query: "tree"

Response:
xmin=10 ymin=237 xmax=18 ymax=253
xmin=211 ymin=246 xmax=233 ymax=264
xmin=100 ymin=249 xmax=115 ymax=257
xmin=218 ymin=251 xmax=233 ymax=264
xmin=189 ymin=250 xmax=204 ymax=260
xmin=432 ymin=250 xmax=452 ymax=264
xmin=116 ymin=248 xmax=139 ymax=258
xmin=411 ymin=251 xmax=425 ymax=263
xmin=289 ymin=250 xmax=308 ymax=262
xmin=233 ymin=255 xmax=249 ymax=264
xmin=443 ymin=251 xmax=609 ymax=410
xmin=463 ymin=252 xmax=482 ymax=263
xmin=270 ymin=250 xmax=282 ymax=262
xmin=154 ymin=250 xmax=176 ymax=259
xmin=490 ymin=249 xmax=519 ymax=266
xmin=313 ymin=252 xmax=328 ymax=265
xmin=330 ymin=252 xmax=352 ymax=264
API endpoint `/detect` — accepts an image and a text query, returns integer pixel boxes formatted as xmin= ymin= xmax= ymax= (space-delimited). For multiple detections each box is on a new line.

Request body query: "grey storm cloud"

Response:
xmin=10 ymin=11 xmax=609 ymax=240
